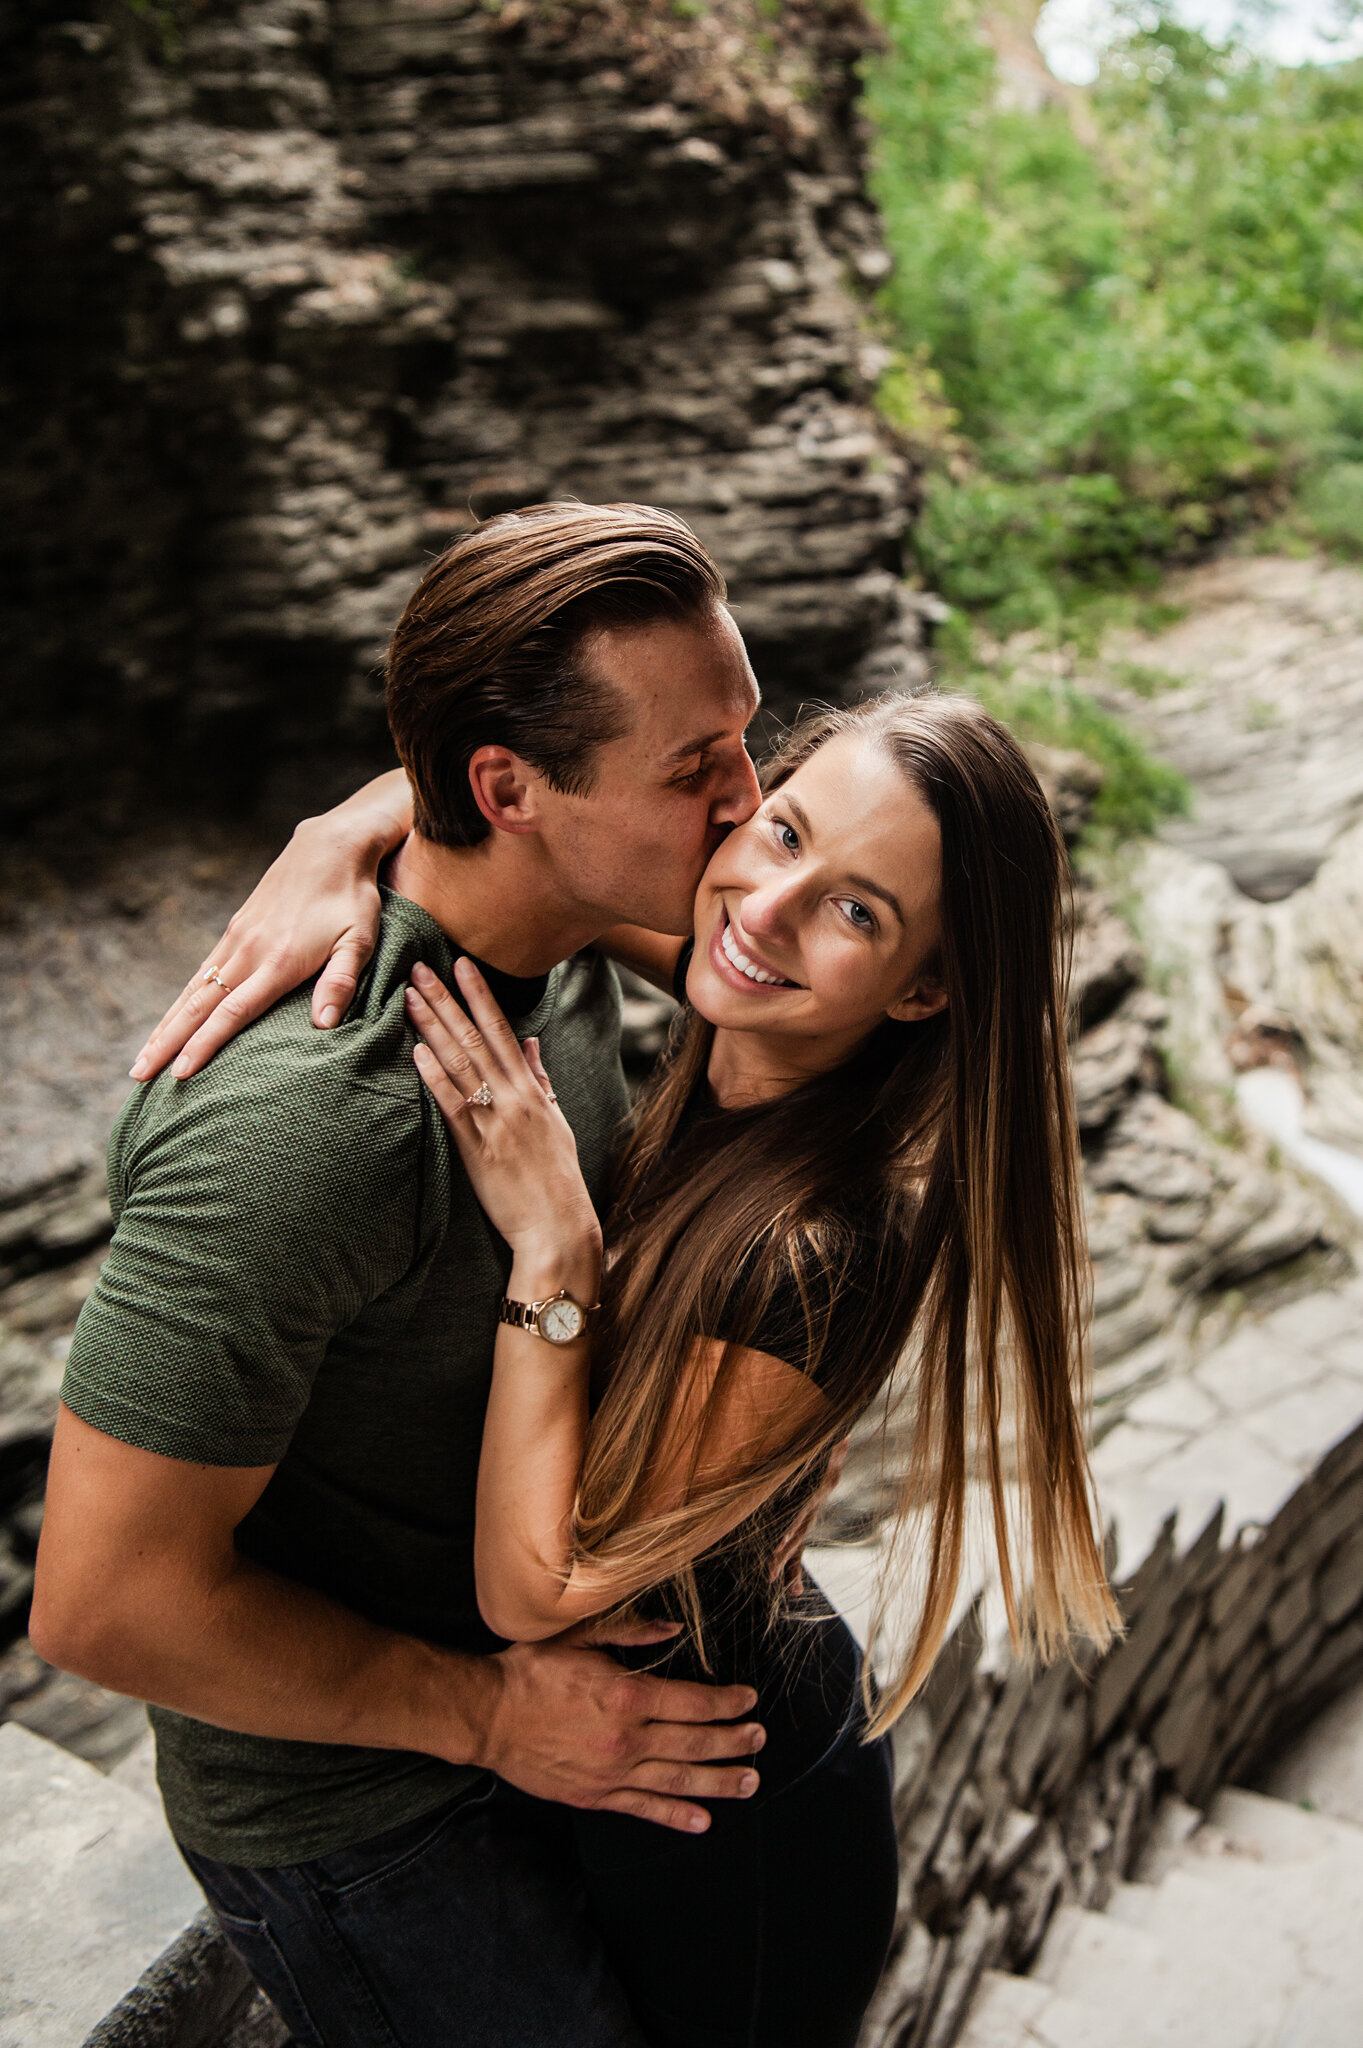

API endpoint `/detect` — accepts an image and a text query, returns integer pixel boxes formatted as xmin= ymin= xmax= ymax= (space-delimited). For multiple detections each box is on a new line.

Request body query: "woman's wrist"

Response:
xmin=507 ymin=1232 xmax=602 ymax=1308
xmin=298 ymin=770 xmax=413 ymax=865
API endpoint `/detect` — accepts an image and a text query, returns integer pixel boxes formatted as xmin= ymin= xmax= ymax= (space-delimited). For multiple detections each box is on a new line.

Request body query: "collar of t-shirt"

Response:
xmin=450 ymin=945 xmax=550 ymax=1022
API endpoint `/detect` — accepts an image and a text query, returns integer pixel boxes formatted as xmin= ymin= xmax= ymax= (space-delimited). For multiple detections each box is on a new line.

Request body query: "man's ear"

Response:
xmin=886 ymin=978 xmax=948 ymax=1025
xmin=468 ymin=746 xmax=541 ymax=836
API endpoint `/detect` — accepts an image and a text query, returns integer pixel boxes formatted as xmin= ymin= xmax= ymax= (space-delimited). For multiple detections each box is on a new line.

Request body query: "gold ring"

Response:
xmin=465 ymin=1083 xmax=494 ymax=1109
xmin=203 ymin=969 xmax=233 ymax=992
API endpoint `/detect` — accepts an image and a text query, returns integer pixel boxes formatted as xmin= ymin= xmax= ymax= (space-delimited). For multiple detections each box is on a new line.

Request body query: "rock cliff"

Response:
xmin=1 ymin=0 xmax=924 ymax=832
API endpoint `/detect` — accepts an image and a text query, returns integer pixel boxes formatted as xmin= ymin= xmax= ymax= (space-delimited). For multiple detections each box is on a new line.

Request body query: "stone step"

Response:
xmin=1258 ymin=1672 xmax=1363 ymax=1826
xmin=1030 ymin=1901 xmax=1163 ymax=2006
xmin=1208 ymin=1781 xmax=1363 ymax=1867
xmin=0 ymin=1721 xmax=203 ymax=2048
xmin=1034 ymin=1892 xmax=1295 ymax=2048
xmin=1023 ymin=1786 xmax=1363 ymax=2048
xmin=957 ymin=1966 xmax=1160 ymax=2048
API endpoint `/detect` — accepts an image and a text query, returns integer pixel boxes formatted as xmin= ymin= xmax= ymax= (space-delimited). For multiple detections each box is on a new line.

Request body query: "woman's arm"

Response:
xmin=131 ymin=771 xmax=413 ymax=1081
xmin=594 ymin=925 xmax=687 ymax=998
xmin=407 ymin=959 xmax=826 ymax=1643
xmin=479 ymin=1327 xmax=825 ymax=1644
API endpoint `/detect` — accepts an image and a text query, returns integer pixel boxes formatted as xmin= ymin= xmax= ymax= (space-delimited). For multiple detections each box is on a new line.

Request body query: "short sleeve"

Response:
xmin=62 ymin=1053 xmax=427 ymax=1469
xmin=701 ymin=1221 xmax=882 ymax=1388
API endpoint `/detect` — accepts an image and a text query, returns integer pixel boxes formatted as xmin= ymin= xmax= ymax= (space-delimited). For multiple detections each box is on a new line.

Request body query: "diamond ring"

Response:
xmin=464 ymin=1082 xmax=494 ymax=1109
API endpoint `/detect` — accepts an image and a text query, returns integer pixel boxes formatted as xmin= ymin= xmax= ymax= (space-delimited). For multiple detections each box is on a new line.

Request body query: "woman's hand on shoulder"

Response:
xmin=408 ymin=957 xmax=602 ymax=1263
xmin=130 ymin=771 xmax=412 ymax=1082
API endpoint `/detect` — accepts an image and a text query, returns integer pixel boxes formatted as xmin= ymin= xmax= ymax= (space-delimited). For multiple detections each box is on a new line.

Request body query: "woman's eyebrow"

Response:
xmin=783 ymin=795 xmax=905 ymax=927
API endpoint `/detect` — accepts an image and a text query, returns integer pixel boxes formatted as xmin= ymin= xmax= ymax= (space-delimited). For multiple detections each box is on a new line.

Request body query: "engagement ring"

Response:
xmin=465 ymin=1083 xmax=494 ymax=1109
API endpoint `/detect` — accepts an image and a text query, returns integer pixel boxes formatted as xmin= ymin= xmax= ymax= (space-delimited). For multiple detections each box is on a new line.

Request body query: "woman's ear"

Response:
xmin=886 ymin=977 xmax=948 ymax=1025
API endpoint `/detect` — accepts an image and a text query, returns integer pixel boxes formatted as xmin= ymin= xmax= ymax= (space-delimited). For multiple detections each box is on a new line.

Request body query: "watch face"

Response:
xmin=538 ymin=1296 xmax=585 ymax=1344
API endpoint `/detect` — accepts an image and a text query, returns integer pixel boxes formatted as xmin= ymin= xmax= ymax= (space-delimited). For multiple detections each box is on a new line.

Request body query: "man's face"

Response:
xmin=534 ymin=605 xmax=763 ymax=935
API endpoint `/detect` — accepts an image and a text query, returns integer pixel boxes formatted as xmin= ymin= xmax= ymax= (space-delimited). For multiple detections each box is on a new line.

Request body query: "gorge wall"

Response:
xmin=1 ymin=0 xmax=925 ymax=835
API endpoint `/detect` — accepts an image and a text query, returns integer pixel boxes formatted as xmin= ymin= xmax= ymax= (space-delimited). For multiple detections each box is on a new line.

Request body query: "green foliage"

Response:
xmin=863 ymin=0 xmax=1363 ymax=630
xmin=1109 ymin=659 xmax=1185 ymax=698
xmin=932 ymin=621 xmax=1191 ymax=843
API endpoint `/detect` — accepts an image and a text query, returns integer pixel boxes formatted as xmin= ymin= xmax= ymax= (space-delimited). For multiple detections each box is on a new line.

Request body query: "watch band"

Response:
xmin=498 ymin=1289 xmax=600 ymax=1342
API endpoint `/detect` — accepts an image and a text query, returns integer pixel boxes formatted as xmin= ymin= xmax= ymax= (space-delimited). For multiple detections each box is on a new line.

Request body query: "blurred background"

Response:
xmin=3 ymin=5 xmax=1363 ymax=2042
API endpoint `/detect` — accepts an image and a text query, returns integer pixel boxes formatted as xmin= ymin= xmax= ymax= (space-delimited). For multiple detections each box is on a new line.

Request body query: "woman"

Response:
xmin=141 ymin=691 xmax=1118 ymax=2048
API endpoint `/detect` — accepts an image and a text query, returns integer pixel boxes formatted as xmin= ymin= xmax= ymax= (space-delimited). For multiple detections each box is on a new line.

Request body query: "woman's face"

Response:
xmin=686 ymin=730 xmax=948 ymax=1053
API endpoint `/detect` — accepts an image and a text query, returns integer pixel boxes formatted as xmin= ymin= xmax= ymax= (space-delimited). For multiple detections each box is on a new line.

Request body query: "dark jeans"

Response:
xmin=184 ymin=1610 xmax=897 ymax=2048
xmin=181 ymin=1779 xmax=647 ymax=2048
xmin=575 ymin=1713 xmax=897 ymax=2048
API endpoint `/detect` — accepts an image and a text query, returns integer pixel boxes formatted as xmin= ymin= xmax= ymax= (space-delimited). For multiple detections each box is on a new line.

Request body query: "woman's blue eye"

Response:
xmin=779 ymin=823 xmax=800 ymax=852
xmin=839 ymin=898 xmax=874 ymax=929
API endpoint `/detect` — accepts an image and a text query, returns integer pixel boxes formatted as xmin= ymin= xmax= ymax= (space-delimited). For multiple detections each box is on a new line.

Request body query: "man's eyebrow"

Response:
xmin=662 ymin=728 xmax=728 ymax=765
xmin=781 ymin=795 xmax=904 ymax=927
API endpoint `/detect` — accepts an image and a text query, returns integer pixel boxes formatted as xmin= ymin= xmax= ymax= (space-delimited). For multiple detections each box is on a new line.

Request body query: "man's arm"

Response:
xmin=31 ymin=1408 xmax=766 ymax=1834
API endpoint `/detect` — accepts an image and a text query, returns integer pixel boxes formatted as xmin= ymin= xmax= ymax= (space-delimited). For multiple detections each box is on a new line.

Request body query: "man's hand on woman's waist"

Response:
xmin=33 ymin=1406 xmax=764 ymax=1837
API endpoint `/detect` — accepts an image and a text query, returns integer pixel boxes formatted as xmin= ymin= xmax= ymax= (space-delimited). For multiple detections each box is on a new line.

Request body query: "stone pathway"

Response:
xmin=0 ymin=1722 xmax=203 ymax=2047
xmin=946 ymin=1277 xmax=1363 ymax=2046
xmin=961 ymin=1785 xmax=1363 ymax=2047
xmin=1090 ymin=1278 xmax=1363 ymax=1579
xmin=825 ymin=1274 xmax=1363 ymax=2048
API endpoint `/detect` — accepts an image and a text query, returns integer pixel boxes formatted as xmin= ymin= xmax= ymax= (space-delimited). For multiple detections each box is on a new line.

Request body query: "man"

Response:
xmin=32 ymin=504 xmax=772 ymax=2047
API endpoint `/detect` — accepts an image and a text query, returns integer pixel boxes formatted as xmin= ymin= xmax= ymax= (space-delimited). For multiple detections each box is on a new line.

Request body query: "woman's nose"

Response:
xmin=740 ymin=877 xmax=800 ymax=942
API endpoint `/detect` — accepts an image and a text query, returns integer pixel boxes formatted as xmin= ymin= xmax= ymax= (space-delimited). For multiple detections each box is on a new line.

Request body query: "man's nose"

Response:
xmin=710 ymin=747 xmax=761 ymax=827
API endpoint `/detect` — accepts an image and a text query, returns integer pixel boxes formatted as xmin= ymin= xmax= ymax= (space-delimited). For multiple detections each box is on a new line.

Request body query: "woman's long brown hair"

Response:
xmin=571 ymin=693 xmax=1119 ymax=1732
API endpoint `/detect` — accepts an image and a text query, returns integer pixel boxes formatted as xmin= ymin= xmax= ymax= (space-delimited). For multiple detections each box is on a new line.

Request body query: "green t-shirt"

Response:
xmin=62 ymin=888 xmax=629 ymax=1867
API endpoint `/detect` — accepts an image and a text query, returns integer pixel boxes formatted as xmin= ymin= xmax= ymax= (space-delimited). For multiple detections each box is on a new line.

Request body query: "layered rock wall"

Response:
xmin=1 ymin=0 xmax=922 ymax=831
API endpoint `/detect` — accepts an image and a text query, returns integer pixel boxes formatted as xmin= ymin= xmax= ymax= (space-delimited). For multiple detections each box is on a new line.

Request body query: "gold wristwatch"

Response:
xmin=498 ymin=1289 xmax=599 ymax=1345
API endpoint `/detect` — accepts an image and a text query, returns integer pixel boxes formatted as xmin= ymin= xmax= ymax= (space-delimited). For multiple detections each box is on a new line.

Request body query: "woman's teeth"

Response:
xmin=721 ymin=919 xmax=792 ymax=986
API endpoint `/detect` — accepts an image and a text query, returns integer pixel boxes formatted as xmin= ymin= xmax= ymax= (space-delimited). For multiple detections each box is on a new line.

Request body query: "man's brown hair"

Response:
xmin=385 ymin=502 xmax=728 ymax=847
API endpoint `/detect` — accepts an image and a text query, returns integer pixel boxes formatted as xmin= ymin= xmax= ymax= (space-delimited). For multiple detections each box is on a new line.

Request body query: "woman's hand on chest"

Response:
xmin=406 ymin=957 xmax=602 ymax=1267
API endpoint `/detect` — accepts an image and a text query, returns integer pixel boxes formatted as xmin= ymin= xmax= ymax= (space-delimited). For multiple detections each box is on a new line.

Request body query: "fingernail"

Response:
xmin=741 ymin=1690 xmax=758 ymax=1713
xmin=319 ymin=1006 xmax=339 ymax=1029
xmin=688 ymin=1813 xmax=709 ymax=1833
xmin=749 ymin=1726 xmax=766 ymax=1752
xmin=412 ymin=961 xmax=433 ymax=984
xmin=405 ymin=987 xmax=421 ymax=1007
xmin=129 ymin=1059 xmax=148 ymax=1080
xmin=740 ymin=1772 xmax=759 ymax=1796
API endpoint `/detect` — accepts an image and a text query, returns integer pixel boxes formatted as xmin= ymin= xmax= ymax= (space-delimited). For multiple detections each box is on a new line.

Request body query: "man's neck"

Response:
xmin=386 ymin=832 xmax=602 ymax=978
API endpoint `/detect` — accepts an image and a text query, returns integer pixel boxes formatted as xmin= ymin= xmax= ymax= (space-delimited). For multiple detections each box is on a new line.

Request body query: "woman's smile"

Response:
xmin=710 ymin=908 xmax=801 ymax=992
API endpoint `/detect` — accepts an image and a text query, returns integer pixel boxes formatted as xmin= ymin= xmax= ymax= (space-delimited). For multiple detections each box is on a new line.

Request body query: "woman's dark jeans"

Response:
xmin=181 ymin=1778 xmax=646 ymax=2048
xmin=574 ymin=1605 xmax=900 ymax=2048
